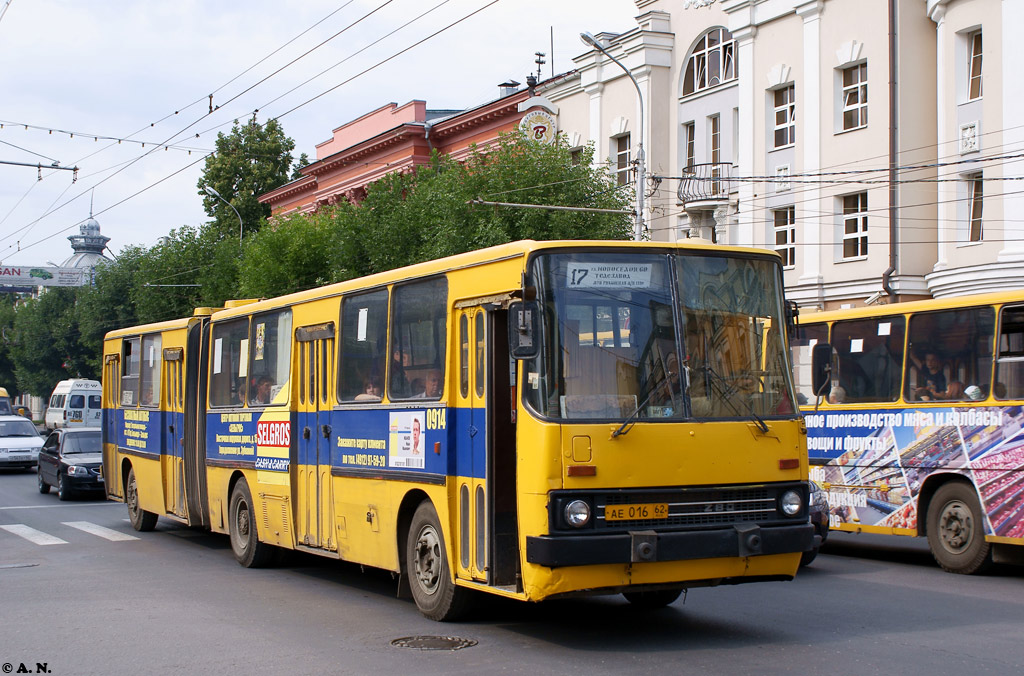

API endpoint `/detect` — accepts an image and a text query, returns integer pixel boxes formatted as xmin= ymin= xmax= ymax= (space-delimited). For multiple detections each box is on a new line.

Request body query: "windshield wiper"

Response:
xmin=696 ymin=364 xmax=769 ymax=433
xmin=611 ymin=370 xmax=677 ymax=438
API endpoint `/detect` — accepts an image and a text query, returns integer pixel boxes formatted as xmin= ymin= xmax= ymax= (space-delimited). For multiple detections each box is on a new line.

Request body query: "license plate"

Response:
xmin=605 ymin=503 xmax=669 ymax=521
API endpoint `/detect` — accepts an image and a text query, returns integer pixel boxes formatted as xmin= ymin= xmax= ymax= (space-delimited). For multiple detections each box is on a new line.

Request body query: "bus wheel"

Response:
xmin=926 ymin=482 xmax=992 ymax=575
xmin=229 ymin=479 xmax=273 ymax=568
xmin=623 ymin=589 xmax=683 ymax=609
xmin=406 ymin=501 xmax=470 ymax=621
xmin=126 ymin=467 xmax=157 ymax=532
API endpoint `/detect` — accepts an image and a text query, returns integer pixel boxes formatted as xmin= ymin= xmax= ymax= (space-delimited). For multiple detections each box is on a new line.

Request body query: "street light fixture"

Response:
xmin=203 ymin=185 xmax=243 ymax=245
xmin=580 ymin=31 xmax=645 ymax=241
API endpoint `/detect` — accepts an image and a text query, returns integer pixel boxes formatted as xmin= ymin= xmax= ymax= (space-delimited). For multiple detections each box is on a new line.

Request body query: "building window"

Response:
xmin=773 ymin=86 xmax=796 ymax=148
xmin=614 ymin=135 xmax=631 ymax=186
xmin=710 ymin=115 xmax=723 ymax=194
xmin=570 ymin=148 xmax=583 ymax=165
xmin=842 ymin=192 xmax=868 ymax=259
xmin=684 ymin=122 xmax=695 ymax=169
xmin=842 ymin=63 xmax=868 ymax=130
xmin=968 ymin=172 xmax=983 ymax=241
xmin=968 ymin=31 xmax=983 ymax=100
xmin=774 ymin=206 xmax=796 ymax=268
xmin=683 ymin=28 xmax=737 ymax=96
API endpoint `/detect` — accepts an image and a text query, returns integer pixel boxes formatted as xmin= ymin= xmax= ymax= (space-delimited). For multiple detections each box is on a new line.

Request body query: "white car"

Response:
xmin=0 ymin=415 xmax=44 ymax=470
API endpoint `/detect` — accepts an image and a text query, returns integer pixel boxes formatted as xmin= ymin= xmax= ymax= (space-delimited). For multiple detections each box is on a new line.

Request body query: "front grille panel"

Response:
xmin=547 ymin=483 xmax=806 ymax=534
xmin=599 ymin=488 xmax=775 ymax=529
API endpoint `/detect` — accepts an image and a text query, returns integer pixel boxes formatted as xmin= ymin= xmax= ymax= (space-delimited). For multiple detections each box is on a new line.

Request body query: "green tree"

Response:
xmin=11 ymin=288 xmax=95 ymax=394
xmin=352 ymin=133 xmax=631 ymax=274
xmin=238 ymin=205 xmax=353 ymax=299
xmin=0 ymin=296 xmax=19 ymax=396
xmin=198 ymin=118 xmax=297 ymax=241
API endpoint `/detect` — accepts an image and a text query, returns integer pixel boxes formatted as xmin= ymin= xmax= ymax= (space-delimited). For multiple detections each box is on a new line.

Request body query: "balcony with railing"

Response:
xmin=677 ymin=163 xmax=734 ymax=210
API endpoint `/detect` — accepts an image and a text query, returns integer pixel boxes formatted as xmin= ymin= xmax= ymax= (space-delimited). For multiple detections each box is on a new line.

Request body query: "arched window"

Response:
xmin=682 ymin=28 xmax=737 ymax=96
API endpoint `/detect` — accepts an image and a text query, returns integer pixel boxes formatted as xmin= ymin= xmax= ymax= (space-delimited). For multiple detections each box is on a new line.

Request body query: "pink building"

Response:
xmin=260 ymin=80 xmax=561 ymax=217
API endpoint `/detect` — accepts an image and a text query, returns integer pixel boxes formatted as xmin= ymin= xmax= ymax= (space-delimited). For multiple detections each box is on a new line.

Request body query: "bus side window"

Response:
xmin=339 ymin=289 xmax=389 ymax=403
xmin=908 ymin=307 xmax=994 ymax=402
xmin=996 ymin=305 xmax=1024 ymax=399
xmin=209 ymin=319 xmax=250 ymax=407
xmin=121 ymin=337 xmax=141 ymax=406
xmin=389 ymin=278 xmax=447 ymax=401
xmin=831 ymin=317 xmax=905 ymax=403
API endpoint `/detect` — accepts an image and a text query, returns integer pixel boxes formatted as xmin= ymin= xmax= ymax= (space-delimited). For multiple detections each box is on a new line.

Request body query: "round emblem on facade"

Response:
xmin=519 ymin=110 xmax=557 ymax=144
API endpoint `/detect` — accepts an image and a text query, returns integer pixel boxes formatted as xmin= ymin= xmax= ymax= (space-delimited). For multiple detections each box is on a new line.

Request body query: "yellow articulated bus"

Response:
xmin=103 ymin=240 xmax=814 ymax=620
xmin=790 ymin=291 xmax=1024 ymax=574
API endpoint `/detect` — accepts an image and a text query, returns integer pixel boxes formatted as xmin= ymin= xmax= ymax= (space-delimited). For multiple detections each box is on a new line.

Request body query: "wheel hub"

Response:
xmin=414 ymin=526 xmax=440 ymax=593
xmin=939 ymin=500 xmax=973 ymax=552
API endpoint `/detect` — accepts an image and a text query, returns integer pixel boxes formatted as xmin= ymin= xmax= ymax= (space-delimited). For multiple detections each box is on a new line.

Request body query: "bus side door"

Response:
xmin=296 ymin=325 xmax=337 ymax=551
xmin=456 ymin=308 xmax=489 ymax=582
xmin=163 ymin=349 xmax=186 ymax=518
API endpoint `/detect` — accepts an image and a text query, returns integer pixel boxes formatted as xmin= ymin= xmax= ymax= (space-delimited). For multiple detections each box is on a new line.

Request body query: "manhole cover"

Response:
xmin=391 ymin=636 xmax=477 ymax=651
xmin=0 ymin=563 xmax=39 ymax=569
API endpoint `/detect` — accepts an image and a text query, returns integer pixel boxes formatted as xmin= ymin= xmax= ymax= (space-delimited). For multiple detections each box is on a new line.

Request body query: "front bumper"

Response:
xmin=526 ymin=522 xmax=815 ymax=568
xmin=0 ymin=452 xmax=38 ymax=468
xmin=66 ymin=472 xmax=104 ymax=491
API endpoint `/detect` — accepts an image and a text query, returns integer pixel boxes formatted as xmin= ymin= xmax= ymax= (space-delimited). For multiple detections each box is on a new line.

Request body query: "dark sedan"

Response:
xmin=37 ymin=427 xmax=103 ymax=501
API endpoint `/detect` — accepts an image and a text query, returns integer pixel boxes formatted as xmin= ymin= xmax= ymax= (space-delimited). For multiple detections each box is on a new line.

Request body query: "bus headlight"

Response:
xmin=564 ymin=500 xmax=591 ymax=528
xmin=780 ymin=490 xmax=802 ymax=516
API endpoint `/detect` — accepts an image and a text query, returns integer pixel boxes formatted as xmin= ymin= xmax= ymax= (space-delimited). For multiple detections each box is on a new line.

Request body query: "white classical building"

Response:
xmin=544 ymin=0 xmax=1024 ymax=309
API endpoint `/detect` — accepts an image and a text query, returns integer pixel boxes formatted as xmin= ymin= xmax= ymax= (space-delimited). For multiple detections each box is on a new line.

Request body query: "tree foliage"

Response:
xmin=198 ymin=118 xmax=297 ymax=241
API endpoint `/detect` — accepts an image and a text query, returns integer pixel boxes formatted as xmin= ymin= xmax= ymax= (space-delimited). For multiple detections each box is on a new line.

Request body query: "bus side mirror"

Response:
xmin=811 ymin=343 xmax=832 ymax=398
xmin=508 ymin=300 xmax=540 ymax=360
xmin=784 ymin=300 xmax=799 ymax=338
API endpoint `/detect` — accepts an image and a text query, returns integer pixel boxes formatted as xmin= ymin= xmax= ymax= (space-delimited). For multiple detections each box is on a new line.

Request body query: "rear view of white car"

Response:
xmin=0 ymin=415 xmax=44 ymax=470
xmin=44 ymin=379 xmax=102 ymax=431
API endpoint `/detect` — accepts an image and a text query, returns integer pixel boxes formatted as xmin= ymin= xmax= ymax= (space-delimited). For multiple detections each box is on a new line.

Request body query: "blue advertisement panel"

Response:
xmin=806 ymin=405 xmax=1024 ymax=539
xmin=118 ymin=408 xmax=164 ymax=456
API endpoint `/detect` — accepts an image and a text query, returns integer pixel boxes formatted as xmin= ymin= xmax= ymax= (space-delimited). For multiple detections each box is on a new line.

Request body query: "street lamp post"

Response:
xmin=580 ymin=31 xmax=645 ymax=241
xmin=203 ymin=185 xmax=243 ymax=245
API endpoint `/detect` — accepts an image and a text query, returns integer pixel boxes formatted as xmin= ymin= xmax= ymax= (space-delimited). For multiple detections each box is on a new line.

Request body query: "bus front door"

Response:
xmin=296 ymin=328 xmax=336 ymax=552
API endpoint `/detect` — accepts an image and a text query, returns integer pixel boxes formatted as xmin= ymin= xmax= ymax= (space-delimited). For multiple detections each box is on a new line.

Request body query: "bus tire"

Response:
xmin=406 ymin=501 xmax=470 ymax=621
xmin=126 ymin=467 xmax=158 ymax=532
xmin=926 ymin=482 xmax=993 ymax=575
xmin=623 ymin=588 xmax=683 ymax=609
xmin=229 ymin=479 xmax=273 ymax=568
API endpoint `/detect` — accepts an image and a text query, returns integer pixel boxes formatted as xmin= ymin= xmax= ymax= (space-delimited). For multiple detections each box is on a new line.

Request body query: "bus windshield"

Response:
xmin=524 ymin=251 xmax=794 ymax=422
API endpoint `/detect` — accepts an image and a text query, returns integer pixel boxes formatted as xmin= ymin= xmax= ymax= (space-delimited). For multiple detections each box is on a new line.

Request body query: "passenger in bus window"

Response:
xmin=417 ymin=369 xmax=443 ymax=398
xmin=964 ymin=384 xmax=984 ymax=401
xmin=911 ymin=351 xmax=947 ymax=400
xmin=252 ymin=376 xmax=272 ymax=405
xmin=828 ymin=386 xmax=846 ymax=404
xmin=355 ymin=376 xmax=383 ymax=401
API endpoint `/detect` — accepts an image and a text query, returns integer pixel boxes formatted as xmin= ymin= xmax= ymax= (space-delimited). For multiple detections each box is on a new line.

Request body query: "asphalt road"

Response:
xmin=1 ymin=468 xmax=1021 ymax=676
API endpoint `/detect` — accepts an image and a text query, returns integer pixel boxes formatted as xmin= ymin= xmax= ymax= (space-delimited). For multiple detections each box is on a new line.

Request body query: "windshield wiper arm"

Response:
xmin=612 ymin=370 xmax=676 ymax=438
xmin=699 ymin=365 xmax=769 ymax=433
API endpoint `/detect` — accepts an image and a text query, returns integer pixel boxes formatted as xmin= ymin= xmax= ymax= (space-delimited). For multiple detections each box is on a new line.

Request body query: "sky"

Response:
xmin=0 ymin=0 xmax=639 ymax=267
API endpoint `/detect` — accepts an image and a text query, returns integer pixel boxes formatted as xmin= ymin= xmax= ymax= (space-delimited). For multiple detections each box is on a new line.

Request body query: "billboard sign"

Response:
xmin=0 ymin=266 xmax=88 ymax=288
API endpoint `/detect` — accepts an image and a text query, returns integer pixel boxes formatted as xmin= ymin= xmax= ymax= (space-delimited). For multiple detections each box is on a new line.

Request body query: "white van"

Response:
xmin=44 ymin=379 xmax=102 ymax=431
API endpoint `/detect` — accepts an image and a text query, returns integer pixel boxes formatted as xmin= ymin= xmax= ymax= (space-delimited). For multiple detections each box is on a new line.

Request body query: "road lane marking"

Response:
xmin=0 ymin=524 xmax=67 ymax=545
xmin=62 ymin=521 xmax=139 ymax=541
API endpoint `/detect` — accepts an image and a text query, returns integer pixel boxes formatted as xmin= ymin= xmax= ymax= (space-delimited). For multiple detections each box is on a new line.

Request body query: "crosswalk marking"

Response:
xmin=0 ymin=524 xmax=68 ymax=545
xmin=62 ymin=521 xmax=139 ymax=541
